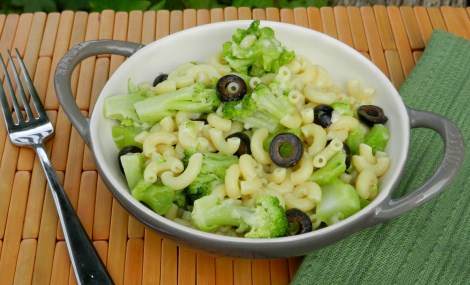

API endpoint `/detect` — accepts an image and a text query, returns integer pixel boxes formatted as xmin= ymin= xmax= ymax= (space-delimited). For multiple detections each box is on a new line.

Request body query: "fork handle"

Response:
xmin=34 ymin=144 xmax=114 ymax=285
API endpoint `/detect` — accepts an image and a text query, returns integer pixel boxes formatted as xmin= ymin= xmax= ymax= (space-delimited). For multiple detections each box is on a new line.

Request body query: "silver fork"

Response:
xmin=0 ymin=50 xmax=113 ymax=285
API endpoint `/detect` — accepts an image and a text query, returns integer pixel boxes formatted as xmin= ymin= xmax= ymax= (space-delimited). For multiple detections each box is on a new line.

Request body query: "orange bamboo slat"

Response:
xmin=109 ymin=12 xmax=128 ymax=76
xmin=414 ymin=7 xmax=434 ymax=45
xmin=400 ymin=6 xmax=425 ymax=49
xmin=142 ymin=228 xmax=162 ymax=285
xmin=44 ymin=11 xmax=75 ymax=109
xmin=266 ymin=8 xmax=280 ymax=22
xmin=347 ymin=7 xmax=368 ymax=51
xmin=427 ymin=7 xmax=447 ymax=31
xmin=107 ymin=199 xmax=129 ymax=285
xmin=334 ymin=6 xmax=353 ymax=47
xmin=31 ymin=171 xmax=63 ymax=285
xmin=270 ymin=259 xmax=289 ymax=285
xmin=252 ymin=259 xmax=271 ymax=285
xmin=385 ymin=50 xmax=405 ymax=89
xmin=388 ymin=6 xmax=416 ymax=77
xmin=373 ymin=5 xmax=396 ymax=50
xmin=0 ymin=172 xmax=31 ymax=285
xmin=1 ymin=8 xmax=469 ymax=285
xmin=49 ymin=241 xmax=71 ymax=285
xmin=225 ymin=7 xmax=238 ymax=21
xmin=252 ymin=8 xmax=266 ymax=20
xmin=123 ymin=239 xmax=144 ymax=285
xmin=239 ymin=7 xmax=252 ymax=20
xmin=307 ymin=7 xmax=322 ymax=32
xmin=178 ymin=248 xmax=196 ymax=285
xmin=76 ymin=12 xmax=100 ymax=110
xmin=441 ymin=7 xmax=470 ymax=40
xmin=196 ymin=252 xmax=216 ymax=285
xmin=234 ymin=259 xmax=252 ymax=285
xmin=321 ymin=7 xmax=337 ymax=38
xmin=38 ymin=13 xmax=60 ymax=57
xmin=293 ymin=8 xmax=309 ymax=28
xmin=210 ymin=8 xmax=224 ymax=23
xmin=13 ymin=239 xmax=36 ymax=285
xmin=0 ymin=141 xmax=20 ymax=239
xmin=361 ymin=7 xmax=389 ymax=76
xmin=197 ymin=9 xmax=211 ymax=25
xmin=93 ymin=177 xmax=113 ymax=240
xmin=0 ymin=15 xmax=5 ymax=33
xmin=160 ymin=239 xmax=178 ymax=285
xmin=216 ymin=257 xmax=233 ymax=285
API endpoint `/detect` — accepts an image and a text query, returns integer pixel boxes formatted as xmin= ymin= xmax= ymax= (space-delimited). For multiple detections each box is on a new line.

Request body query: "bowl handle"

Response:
xmin=55 ymin=40 xmax=145 ymax=146
xmin=372 ymin=107 xmax=464 ymax=222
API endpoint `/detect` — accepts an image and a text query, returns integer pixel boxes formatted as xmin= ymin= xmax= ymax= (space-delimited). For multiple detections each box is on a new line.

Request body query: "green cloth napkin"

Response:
xmin=292 ymin=31 xmax=470 ymax=285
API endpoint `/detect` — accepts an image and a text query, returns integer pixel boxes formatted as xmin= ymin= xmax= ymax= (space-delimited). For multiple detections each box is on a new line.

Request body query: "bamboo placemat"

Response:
xmin=0 ymin=6 xmax=468 ymax=285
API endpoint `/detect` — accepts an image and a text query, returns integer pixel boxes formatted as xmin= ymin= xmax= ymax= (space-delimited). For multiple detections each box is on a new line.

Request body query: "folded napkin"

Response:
xmin=293 ymin=31 xmax=470 ymax=285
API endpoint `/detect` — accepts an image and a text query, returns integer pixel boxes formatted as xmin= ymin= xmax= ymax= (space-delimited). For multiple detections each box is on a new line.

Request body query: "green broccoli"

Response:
xmin=316 ymin=179 xmax=361 ymax=226
xmin=222 ymin=20 xmax=295 ymax=76
xmin=184 ymin=151 xmax=238 ymax=203
xmin=131 ymin=180 xmax=176 ymax=215
xmin=222 ymin=84 xmax=297 ymax=132
xmin=134 ymin=83 xmax=220 ymax=124
xmin=191 ymin=195 xmax=288 ymax=238
xmin=111 ymin=125 xmax=142 ymax=149
xmin=364 ymin=124 xmax=390 ymax=153
xmin=310 ymin=152 xmax=347 ymax=185
xmin=104 ymin=93 xmax=145 ymax=123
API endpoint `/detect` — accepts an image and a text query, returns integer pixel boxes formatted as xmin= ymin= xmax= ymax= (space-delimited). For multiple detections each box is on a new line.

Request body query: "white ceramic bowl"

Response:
xmin=55 ymin=20 xmax=464 ymax=257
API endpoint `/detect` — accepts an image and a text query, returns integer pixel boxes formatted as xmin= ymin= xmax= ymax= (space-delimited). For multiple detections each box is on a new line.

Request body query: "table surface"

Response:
xmin=0 ymin=6 xmax=469 ymax=285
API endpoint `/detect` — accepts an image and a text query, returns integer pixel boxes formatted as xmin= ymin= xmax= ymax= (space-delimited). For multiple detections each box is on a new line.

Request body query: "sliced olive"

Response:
xmin=192 ymin=118 xmax=208 ymax=123
xmin=118 ymin=145 xmax=142 ymax=173
xmin=227 ymin=132 xmax=251 ymax=156
xmin=152 ymin=73 xmax=168 ymax=87
xmin=286 ymin=209 xmax=313 ymax=235
xmin=216 ymin=74 xmax=247 ymax=102
xmin=314 ymin=104 xmax=334 ymax=128
xmin=269 ymin=133 xmax=303 ymax=168
xmin=357 ymin=105 xmax=388 ymax=126
xmin=343 ymin=143 xmax=352 ymax=169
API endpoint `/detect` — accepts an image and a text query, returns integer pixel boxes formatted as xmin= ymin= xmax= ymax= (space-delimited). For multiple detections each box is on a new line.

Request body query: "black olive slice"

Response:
xmin=226 ymin=132 xmax=251 ymax=156
xmin=152 ymin=73 xmax=168 ymax=87
xmin=357 ymin=105 xmax=388 ymax=126
xmin=314 ymin=104 xmax=334 ymax=128
xmin=216 ymin=74 xmax=247 ymax=102
xmin=118 ymin=145 xmax=143 ymax=173
xmin=343 ymin=143 xmax=352 ymax=169
xmin=286 ymin=209 xmax=313 ymax=235
xmin=269 ymin=133 xmax=303 ymax=168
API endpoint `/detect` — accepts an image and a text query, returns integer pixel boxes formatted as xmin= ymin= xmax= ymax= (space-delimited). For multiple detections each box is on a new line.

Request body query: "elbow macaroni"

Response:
xmin=313 ymin=138 xmax=343 ymax=168
xmin=250 ymin=128 xmax=271 ymax=165
xmin=161 ymin=153 xmax=203 ymax=190
xmin=209 ymin=128 xmax=240 ymax=155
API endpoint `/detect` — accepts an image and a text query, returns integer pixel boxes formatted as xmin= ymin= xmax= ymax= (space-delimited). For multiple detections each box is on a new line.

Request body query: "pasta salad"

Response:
xmin=104 ymin=21 xmax=391 ymax=238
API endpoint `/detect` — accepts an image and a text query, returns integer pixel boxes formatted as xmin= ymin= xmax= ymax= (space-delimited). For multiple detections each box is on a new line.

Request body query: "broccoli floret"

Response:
xmin=174 ymin=191 xmax=187 ymax=209
xmin=132 ymin=180 xmax=175 ymax=215
xmin=104 ymin=93 xmax=145 ymax=123
xmin=111 ymin=125 xmax=142 ymax=149
xmin=191 ymin=195 xmax=288 ymax=238
xmin=316 ymin=179 xmax=361 ymax=225
xmin=184 ymin=151 xmax=238 ymax=203
xmin=222 ymin=84 xmax=297 ymax=132
xmin=222 ymin=20 xmax=295 ymax=76
xmin=134 ymin=83 xmax=220 ymax=123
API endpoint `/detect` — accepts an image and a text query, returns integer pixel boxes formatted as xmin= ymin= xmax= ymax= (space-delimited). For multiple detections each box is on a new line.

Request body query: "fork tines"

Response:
xmin=0 ymin=49 xmax=46 ymax=128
